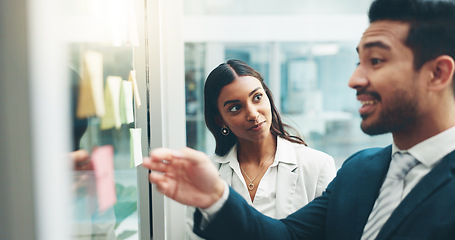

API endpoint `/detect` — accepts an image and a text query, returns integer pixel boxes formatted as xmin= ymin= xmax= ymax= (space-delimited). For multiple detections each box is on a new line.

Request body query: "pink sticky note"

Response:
xmin=91 ymin=145 xmax=117 ymax=212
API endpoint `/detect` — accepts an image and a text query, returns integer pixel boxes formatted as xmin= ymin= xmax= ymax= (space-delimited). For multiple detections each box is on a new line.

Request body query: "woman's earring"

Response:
xmin=221 ymin=126 xmax=230 ymax=136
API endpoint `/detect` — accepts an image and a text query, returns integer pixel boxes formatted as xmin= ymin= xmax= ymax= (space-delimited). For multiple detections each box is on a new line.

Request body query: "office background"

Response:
xmin=1 ymin=0 xmax=390 ymax=239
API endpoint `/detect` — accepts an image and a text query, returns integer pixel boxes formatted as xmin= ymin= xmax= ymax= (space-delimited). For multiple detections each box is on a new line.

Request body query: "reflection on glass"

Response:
xmin=70 ymin=43 xmax=139 ymax=239
xmin=185 ymin=43 xmax=207 ymax=152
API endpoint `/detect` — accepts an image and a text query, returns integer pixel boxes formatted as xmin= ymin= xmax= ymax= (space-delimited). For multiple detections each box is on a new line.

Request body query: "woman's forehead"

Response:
xmin=220 ymin=76 xmax=262 ymax=94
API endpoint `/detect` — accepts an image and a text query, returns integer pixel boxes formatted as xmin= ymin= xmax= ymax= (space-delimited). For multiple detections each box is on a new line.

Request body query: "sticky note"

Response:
xmin=120 ymin=80 xmax=134 ymax=124
xmin=128 ymin=70 xmax=141 ymax=108
xmin=100 ymin=76 xmax=122 ymax=130
xmin=91 ymin=145 xmax=117 ymax=212
xmin=130 ymin=128 xmax=143 ymax=167
xmin=76 ymin=50 xmax=105 ymax=118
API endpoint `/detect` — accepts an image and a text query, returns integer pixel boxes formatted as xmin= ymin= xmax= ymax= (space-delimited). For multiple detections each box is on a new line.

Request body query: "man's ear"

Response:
xmin=427 ymin=55 xmax=455 ymax=91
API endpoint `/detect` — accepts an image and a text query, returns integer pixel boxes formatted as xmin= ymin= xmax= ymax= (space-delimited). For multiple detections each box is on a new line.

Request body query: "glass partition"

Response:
xmin=70 ymin=44 xmax=140 ymax=240
xmin=66 ymin=1 xmax=146 ymax=239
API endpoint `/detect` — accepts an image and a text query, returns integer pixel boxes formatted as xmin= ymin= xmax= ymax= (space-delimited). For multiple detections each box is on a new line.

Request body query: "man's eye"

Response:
xmin=229 ymin=105 xmax=241 ymax=112
xmin=371 ymin=58 xmax=383 ymax=65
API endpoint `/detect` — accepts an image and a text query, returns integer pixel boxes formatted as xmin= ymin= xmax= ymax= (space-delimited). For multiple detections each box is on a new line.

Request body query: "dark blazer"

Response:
xmin=194 ymin=146 xmax=455 ymax=240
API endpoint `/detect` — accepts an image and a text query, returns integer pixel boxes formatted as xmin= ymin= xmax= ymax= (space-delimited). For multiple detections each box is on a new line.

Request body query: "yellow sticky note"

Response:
xmin=128 ymin=70 xmax=141 ymax=108
xmin=130 ymin=128 xmax=143 ymax=167
xmin=120 ymin=80 xmax=134 ymax=124
xmin=76 ymin=50 xmax=105 ymax=118
xmin=100 ymin=76 xmax=122 ymax=130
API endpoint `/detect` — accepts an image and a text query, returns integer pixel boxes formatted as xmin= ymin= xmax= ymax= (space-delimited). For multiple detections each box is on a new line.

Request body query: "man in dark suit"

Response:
xmin=143 ymin=0 xmax=455 ymax=239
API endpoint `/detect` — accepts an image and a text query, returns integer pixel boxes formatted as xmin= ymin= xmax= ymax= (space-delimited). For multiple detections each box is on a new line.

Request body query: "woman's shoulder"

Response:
xmin=283 ymin=139 xmax=332 ymax=158
xmin=280 ymin=137 xmax=334 ymax=164
xmin=210 ymin=147 xmax=237 ymax=170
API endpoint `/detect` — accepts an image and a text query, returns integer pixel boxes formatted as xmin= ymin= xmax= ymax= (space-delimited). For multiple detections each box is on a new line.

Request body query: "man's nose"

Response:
xmin=348 ymin=65 xmax=369 ymax=89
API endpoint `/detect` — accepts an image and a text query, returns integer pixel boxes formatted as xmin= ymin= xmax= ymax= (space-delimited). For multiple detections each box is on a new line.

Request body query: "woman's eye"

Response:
xmin=229 ymin=105 xmax=241 ymax=112
xmin=253 ymin=93 xmax=263 ymax=102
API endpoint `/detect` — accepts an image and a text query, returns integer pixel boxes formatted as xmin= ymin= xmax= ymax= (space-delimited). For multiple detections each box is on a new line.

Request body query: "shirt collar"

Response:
xmin=392 ymin=126 xmax=455 ymax=167
xmin=212 ymin=136 xmax=295 ymax=165
xmin=212 ymin=145 xmax=237 ymax=164
xmin=274 ymin=137 xmax=297 ymax=165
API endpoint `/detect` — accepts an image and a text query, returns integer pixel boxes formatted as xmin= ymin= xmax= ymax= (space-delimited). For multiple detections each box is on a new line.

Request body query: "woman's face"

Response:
xmin=217 ymin=76 xmax=273 ymax=143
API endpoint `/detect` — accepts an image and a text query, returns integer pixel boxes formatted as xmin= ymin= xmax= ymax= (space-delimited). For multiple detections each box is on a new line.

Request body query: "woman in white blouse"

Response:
xmin=185 ymin=59 xmax=336 ymax=239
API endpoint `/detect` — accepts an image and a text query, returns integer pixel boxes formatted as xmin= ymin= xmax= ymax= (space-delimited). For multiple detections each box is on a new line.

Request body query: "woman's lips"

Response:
xmin=249 ymin=121 xmax=265 ymax=131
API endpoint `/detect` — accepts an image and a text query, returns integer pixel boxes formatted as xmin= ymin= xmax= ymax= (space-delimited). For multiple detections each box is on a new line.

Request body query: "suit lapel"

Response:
xmin=377 ymin=150 xmax=455 ymax=240
xmin=214 ymin=146 xmax=238 ymax=186
xmin=275 ymin=161 xmax=298 ymax=218
xmin=274 ymin=137 xmax=299 ymax=218
xmin=350 ymin=146 xmax=393 ymax=238
xmin=218 ymin=163 xmax=233 ymax=184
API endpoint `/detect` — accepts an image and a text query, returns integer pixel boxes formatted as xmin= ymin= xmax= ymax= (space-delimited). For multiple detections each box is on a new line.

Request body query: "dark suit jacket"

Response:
xmin=194 ymin=146 xmax=455 ymax=240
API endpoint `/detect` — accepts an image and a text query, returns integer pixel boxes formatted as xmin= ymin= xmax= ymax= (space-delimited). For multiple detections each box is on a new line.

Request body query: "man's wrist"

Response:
xmin=200 ymin=181 xmax=229 ymax=220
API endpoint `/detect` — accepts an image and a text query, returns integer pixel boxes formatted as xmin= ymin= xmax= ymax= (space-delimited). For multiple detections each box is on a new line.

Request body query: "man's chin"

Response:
xmin=360 ymin=122 xmax=389 ymax=136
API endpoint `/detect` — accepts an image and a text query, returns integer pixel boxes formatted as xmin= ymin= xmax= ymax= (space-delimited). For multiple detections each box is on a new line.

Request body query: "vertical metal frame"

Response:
xmin=0 ymin=1 xmax=37 ymax=239
xmin=135 ymin=0 xmax=153 ymax=238
xmin=145 ymin=0 xmax=167 ymax=238
xmin=142 ymin=0 xmax=167 ymax=238
xmin=160 ymin=0 xmax=186 ymax=239
xmin=143 ymin=0 xmax=186 ymax=239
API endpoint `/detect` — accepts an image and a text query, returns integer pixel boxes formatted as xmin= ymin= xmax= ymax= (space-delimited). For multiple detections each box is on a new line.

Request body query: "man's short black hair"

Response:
xmin=369 ymin=0 xmax=455 ymax=72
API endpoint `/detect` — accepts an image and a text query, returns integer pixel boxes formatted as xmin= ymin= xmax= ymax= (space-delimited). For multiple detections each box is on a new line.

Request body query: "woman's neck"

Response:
xmin=237 ymin=134 xmax=277 ymax=165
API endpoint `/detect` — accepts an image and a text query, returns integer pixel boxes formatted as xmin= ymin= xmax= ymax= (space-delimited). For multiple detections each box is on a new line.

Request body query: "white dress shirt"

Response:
xmin=393 ymin=126 xmax=455 ymax=198
xmin=226 ymin=149 xmax=278 ymax=218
